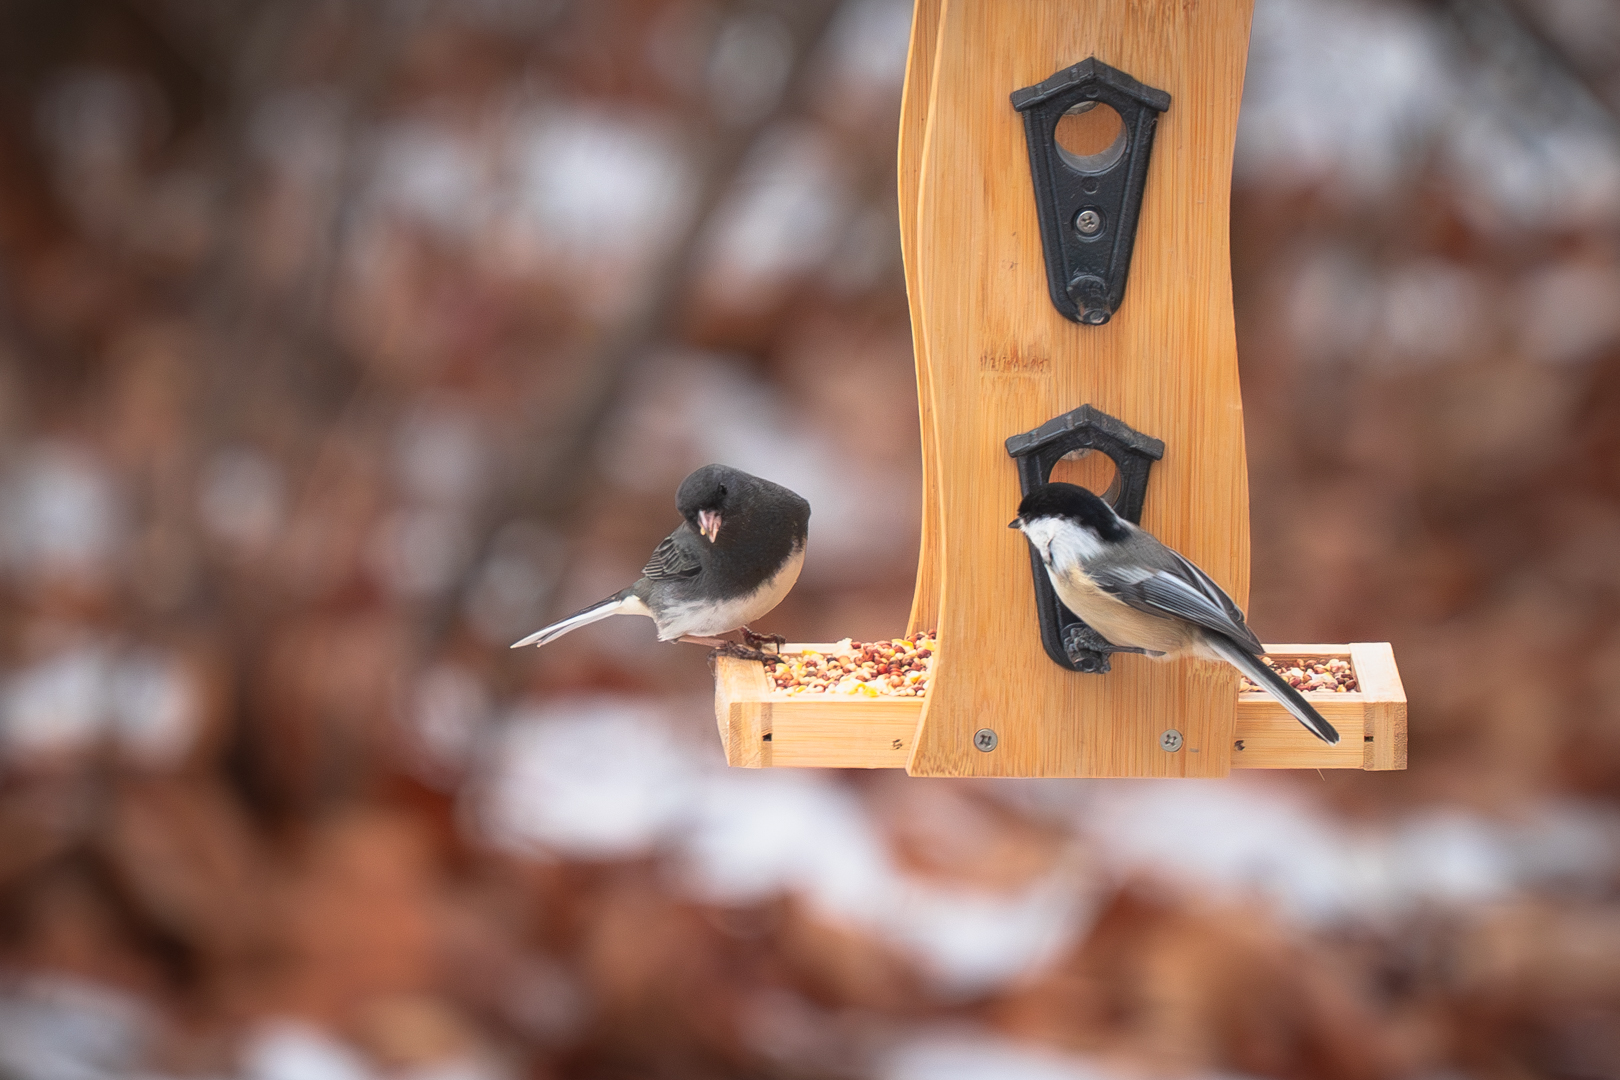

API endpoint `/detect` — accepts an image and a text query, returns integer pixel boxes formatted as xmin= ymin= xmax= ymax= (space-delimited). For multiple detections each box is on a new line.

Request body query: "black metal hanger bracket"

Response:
xmin=1011 ymin=58 xmax=1170 ymax=325
xmin=1006 ymin=405 xmax=1164 ymax=672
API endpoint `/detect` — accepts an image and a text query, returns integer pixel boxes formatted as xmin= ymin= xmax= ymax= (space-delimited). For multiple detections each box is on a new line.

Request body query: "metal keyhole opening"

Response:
xmin=1048 ymin=447 xmax=1121 ymax=506
xmin=1053 ymin=100 xmax=1127 ymax=173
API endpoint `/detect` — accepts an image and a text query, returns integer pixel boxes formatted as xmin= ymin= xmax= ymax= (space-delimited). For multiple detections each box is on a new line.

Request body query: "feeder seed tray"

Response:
xmin=715 ymin=641 xmax=1404 ymax=774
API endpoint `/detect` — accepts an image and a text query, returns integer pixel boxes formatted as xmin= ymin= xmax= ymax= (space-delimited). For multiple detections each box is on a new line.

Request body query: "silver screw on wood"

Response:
xmin=1160 ymin=729 xmax=1183 ymax=752
xmin=1075 ymin=209 xmax=1102 ymax=235
xmin=974 ymin=728 xmax=998 ymax=752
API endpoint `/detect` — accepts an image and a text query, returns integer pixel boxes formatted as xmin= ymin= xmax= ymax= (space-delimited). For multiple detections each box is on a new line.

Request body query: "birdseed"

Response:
xmin=766 ymin=640 xmax=1352 ymax=696
xmin=1239 ymin=655 xmax=1358 ymax=694
xmin=767 ymin=633 xmax=936 ymax=697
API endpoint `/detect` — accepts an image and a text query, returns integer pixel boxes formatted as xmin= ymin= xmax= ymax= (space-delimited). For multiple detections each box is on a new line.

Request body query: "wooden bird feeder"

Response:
xmin=713 ymin=0 xmax=1406 ymax=777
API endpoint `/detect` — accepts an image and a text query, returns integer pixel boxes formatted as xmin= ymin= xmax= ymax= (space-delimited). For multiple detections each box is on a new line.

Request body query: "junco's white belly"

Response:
xmin=655 ymin=544 xmax=806 ymax=640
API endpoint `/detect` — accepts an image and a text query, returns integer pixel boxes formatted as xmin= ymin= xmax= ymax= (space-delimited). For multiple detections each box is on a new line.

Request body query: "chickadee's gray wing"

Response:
xmin=1083 ymin=527 xmax=1336 ymax=746
xmin=1164 ymin=549 xmax=1265 ymax=653
xmin=1091 ymin=551 xmax=1264 ymax=654
xmin=640 ymin=528 xmax=705 ymax=582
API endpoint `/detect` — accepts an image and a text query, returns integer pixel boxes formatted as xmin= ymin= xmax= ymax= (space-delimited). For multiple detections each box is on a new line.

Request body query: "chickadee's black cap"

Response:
xmin=1016 ymin=482 xmax=1129 ymax=540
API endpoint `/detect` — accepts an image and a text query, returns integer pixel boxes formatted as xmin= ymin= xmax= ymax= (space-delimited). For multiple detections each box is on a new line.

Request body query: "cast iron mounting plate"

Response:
xmin=1011 ymin=58 xmax=1170 ymax=325
xmin=1006 ymin=404 xmax=1165 ymax=672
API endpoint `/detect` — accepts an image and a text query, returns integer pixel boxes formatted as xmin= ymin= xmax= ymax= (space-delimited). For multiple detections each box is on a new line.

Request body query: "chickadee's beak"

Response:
xmin=699 ymin=509 xmax=722 ymax=543
xmin=1008 ymin=517 xmax=1024 ymax=530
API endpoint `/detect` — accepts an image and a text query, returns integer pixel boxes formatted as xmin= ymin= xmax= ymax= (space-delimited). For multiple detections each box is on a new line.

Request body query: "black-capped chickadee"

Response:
xmin=1010 ymin=482 xmax=1339 ymax=745
xmin=512 ymin=464 xmax=810 ymax=650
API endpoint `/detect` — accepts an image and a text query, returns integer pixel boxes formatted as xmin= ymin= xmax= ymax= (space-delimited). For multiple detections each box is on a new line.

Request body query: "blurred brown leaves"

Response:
xmin=0 ymin=0 xmax=1610 ymax=1078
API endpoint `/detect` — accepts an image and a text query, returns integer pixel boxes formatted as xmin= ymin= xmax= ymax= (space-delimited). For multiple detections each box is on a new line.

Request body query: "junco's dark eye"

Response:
xmin=718 ymin=484 xmax=727 ymax=498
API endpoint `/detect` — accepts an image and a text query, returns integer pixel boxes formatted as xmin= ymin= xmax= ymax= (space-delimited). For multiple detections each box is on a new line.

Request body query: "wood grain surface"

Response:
xmin=908 ymin=0 xmax=1257 ymax=777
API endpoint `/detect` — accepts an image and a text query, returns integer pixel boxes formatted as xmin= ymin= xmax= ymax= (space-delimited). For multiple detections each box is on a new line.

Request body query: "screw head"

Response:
xmin=1075 ymin=209 xmax=1103 ymax=235
xmin=1160 ymin=729 xmax=1183 ymax=752
xmin=974 ymin=728 xmax=998 ymax=752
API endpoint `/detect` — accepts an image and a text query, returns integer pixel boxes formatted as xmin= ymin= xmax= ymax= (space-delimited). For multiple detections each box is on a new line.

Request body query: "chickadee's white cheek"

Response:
xmin=1063 ymin=529 xmax=1105 ymax=563
xmin=1022 ymin=517 xmax=1103 ymax=566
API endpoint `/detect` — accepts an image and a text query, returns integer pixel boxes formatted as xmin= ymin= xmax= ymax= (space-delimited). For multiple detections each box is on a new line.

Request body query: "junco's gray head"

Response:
xmin=678 ymin=463 xmax=743 ymax=543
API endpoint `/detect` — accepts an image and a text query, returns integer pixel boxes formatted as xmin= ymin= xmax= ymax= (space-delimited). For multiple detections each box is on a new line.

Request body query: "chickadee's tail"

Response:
xmin=1206 ymin=635 xmax=1340 ymax=745
xmin=510 ymin=589 xmax=646 ymax=649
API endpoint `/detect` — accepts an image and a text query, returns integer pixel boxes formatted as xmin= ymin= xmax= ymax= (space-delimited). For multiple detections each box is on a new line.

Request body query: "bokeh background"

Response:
xmin=0 ymin=0 xmax=1616 ymax=1077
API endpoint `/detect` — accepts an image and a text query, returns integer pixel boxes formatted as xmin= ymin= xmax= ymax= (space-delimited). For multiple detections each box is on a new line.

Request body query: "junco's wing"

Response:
xmin=639 ymin=528 xmax=705 ymax=582
xmin=1090 ymin=547 xmax=1265 ymax=654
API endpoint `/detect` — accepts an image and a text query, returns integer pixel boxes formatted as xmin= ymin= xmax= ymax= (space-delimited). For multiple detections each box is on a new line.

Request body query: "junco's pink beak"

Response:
xmin=698 ymin=509 xmax=722 ymax=543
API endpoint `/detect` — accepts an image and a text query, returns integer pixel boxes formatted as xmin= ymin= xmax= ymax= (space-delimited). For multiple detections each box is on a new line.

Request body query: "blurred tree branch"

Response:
xmin=1443 ymin=0 xmax=1620 ymax=130
xmin=433 ymin=0 xmax=846 ymax=645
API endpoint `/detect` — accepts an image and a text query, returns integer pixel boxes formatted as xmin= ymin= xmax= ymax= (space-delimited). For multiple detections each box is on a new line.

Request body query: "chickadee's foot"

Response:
xmin=740 ymin=626 xmax=787 ymax=653
xmin=1062 ymin=622 xmax=1149 ymax=673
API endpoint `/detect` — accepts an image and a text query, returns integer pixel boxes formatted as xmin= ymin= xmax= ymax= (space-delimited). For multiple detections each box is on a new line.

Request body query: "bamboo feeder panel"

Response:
xmin=708 ymin=0 xmax=1407 ymax=777
xmin=899 ymin=0 xmax=943 ymax=638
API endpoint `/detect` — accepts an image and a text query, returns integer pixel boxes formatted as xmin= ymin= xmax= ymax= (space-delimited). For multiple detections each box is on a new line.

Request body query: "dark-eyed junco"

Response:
xmin=511 ymin=464 xmax=810 ymax=651
xmin=1010 ymin=482 xmax=1339 ymax=744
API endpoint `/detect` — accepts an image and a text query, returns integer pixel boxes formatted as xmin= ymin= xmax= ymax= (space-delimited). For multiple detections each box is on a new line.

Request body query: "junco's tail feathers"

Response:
xmin=510 ymin=589 xmax=652 ymax=649
xmin=1205 ymin=634 xmax=1340 ymax=745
